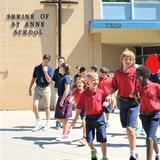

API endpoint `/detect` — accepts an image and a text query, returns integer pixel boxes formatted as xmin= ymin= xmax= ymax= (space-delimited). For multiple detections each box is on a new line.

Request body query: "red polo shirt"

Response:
xmin=136 ymin=82 xmax=160 ymax=113
xmin=77 ymin=88 xmax=106 ymax=115
xmin=72 ymin=88 xmax=83 ymax=103
xmin=112 ymin=67 xmax=136 ymax=97
xmin=98 ymin=76 xmax=112 ymax=95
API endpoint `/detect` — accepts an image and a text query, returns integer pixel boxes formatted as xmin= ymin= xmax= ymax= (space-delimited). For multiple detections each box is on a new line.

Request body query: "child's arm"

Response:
xmin=60 ymin=83 xmax=70 ymax=107
xmin=70 ymin=96 xmax=76 ymax=105
xmin=71 ymin=108 xmax=82 ymax=128
xmin=109 ymin=91 xmax=118 ymax=110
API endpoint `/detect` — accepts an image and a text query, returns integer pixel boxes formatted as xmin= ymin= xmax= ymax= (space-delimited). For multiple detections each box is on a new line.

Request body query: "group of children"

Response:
xmin=30 ymin=49 xmax=160 ymax=160
xmin=70 ymin=48 xmax=159 ymax=160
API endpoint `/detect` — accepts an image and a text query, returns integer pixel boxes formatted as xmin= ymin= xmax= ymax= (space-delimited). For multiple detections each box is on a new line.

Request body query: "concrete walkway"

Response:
xmin=0 ymin=110 xmax=159 ymax=160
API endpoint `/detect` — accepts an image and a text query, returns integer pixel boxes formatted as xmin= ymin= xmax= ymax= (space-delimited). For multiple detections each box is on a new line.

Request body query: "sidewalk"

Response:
xmin=0 ymin=110 xmax=159 ymax=160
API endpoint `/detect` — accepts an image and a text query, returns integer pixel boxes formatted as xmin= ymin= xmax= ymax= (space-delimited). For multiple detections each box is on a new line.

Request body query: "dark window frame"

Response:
xmin=135 ymin=46 xmax=160 ymax=65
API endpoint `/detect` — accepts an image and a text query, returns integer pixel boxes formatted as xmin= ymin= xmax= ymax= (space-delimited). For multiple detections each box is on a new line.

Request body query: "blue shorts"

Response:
xmin=140 ymin=111 xmax=160 ymax=139
xmin=85 ymin=114 xmax=107 ymax=143
xmin=119 ymin=97 xmax=139 ymax=128
xmin=80 ymin=109 xmax=86 ymax=119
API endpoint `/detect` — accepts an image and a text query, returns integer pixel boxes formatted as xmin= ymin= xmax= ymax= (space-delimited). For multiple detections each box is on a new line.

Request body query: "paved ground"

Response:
xmin=0 ymin=110 xmax=160 ymax=160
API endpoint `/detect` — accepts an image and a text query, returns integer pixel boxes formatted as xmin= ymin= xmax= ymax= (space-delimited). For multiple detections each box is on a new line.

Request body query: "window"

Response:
xmin=135 ymin=0 xmax=160 ymax=1
xmin=135 ymin=46 xmax=160 ymax=65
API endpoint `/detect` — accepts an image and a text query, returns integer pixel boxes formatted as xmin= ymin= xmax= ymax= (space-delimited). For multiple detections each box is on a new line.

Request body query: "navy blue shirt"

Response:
xmin=58 ymin=74 xmax=72 ymax=96
xmin=52 ymin=67 xmax=62 ymax=88
xmin=150 ymin=73 xmax=160 ymax=84
xmin=33 ymin=64 xmax=54 ymax=87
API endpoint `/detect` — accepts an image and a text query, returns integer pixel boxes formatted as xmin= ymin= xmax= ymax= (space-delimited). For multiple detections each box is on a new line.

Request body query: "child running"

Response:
xmin=111 ymin=48 xmax=139 ymax=160
xmin=71 ymin=72 xmax=109 ymax=160
xmin=132 ymin=65 xmax=160 ymax=160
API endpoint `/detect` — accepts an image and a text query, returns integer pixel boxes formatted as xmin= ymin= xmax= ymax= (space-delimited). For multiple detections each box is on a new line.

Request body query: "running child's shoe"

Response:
xmin=101 ymin=157 xmax=109 ymax=160
xmin=129 ymin=154 xmax=138 ymax=160
xmin=91 ymin=149 xmax=97 ymax=160
xmin=155 ymin=155 xmax=160 ymax=160
xmin=79 ymin=137 xmax=87 ymax=146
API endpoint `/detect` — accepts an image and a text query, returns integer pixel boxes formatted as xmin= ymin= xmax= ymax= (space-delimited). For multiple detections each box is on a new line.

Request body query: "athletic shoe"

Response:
xmin=155 ymin=155 xmax=160 ymax=160
xmin=101 ymin=157 xmax=109 ymax=160
xmin=55 ymin=121 xmax=62 ymax=130
xmin=56 ymin=135 xmax=69 ymax=141
xmin=42 ymin=123 xmax=50 ymax=131
xmin=129 ymin=154 xmax=139 ymax=160
xmin=79 ymin=138 xmax=87 ymax=145
xmin=32 ymin=121 xmax=43 ymax=132
xmin=91 ymin=149 xmax=97 ymax=160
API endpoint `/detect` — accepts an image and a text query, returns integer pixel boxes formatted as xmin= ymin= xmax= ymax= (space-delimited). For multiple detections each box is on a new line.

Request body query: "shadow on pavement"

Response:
xmin=0 ymin=126 xmax=33 ymax=131
xmin=13 ymin=136 xmax=81 ymax=149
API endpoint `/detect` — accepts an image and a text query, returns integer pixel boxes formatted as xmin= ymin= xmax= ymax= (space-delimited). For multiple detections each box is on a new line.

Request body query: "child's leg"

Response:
xmin=125 ymin=103 xmax=139 ymax=159
xmin=146 ymin=137 xmax=154 ymax=160
xmin=61 ymin=118 xmax=68 ymax=137
xmin=88 ymin=141 xmax=95 ymax=150
xmin=82 ymin=118 xmax=86 ymax=138
xmin=140 ymin=112 xmax=160 ymax=160
xmin=85 ymin=116 xmax=97 ymax=160
xmin=88 ymin=142 xmax=97 ymax=160
xmin=126 ymin=126 xmax=137 ymax=156
xmin=105 ymin=113 xmax=109 ymax=121
xmin=96 ymin=114 xmax=108 ymax=159
xmin=100 ymin=142 xmax=107 ymax=157
xmin=153 ymin=139 xmax=159 ymax=155
xmin=79 ymin=118 xmax=87 ymax=145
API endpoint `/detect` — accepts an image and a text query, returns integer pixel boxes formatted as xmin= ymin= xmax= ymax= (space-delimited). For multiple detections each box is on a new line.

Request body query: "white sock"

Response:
xmin=46 ymin=120 xmax=50 ymax=124
xmin=130 ymin=150 xmax=136 ymax=158
xmin=36 ymin=119 xmax=41 ymax=123
xmin=46 ymin=119 xmax=50 ymax=123
xmin=91 ymin=148 xmax=96 ymax=151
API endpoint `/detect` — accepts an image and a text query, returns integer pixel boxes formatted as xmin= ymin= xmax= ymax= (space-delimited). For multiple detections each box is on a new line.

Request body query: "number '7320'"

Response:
xmin=105 ymin=23 xmax=122 ymax=28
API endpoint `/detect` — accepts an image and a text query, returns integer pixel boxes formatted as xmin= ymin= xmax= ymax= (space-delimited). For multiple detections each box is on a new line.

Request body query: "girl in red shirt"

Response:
xmin=71 ymin=77 xmax=86 ymax=145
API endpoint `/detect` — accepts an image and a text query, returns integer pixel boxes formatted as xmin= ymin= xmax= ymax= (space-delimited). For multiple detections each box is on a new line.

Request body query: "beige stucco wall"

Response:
xmin=102 ymin=44 xmax=135 ymax=71
xmin=0 ymin=0 xmax=57 ymax=110
xmin=0 ymin=0 xmax=102 ymax=110
xmin=62 ymin=0 xmax=102 ymax=72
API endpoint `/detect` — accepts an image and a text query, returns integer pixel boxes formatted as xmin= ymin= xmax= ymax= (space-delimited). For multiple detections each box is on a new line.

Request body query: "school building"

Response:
xmin=0 ymin=0 xmax=160 ymax=109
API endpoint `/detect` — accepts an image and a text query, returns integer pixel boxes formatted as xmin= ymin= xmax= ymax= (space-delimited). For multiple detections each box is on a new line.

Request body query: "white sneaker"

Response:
xmin=32 ymin=122 xmax=43 ymax=132
xmin=79 ymin=138 xmax=87 ymax=145
xmin=42 ymin=123 xmax=50 ymax=131
xmin=56 ymin=135 xmax=69 ymax=141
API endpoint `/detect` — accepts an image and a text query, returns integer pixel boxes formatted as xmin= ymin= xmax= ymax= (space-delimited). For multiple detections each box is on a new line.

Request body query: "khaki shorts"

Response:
xmin=33 ymin=85 xmax=51 ymax=108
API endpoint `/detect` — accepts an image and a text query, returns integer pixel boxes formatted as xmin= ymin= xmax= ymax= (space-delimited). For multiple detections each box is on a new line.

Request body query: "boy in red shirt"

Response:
xmin=111 ymin=48 xmax=139 ymax=160
xmin=71 ymin=72 xmax=109 ymax=160
xmin=132 ymin=65 xmax=160 ymax=160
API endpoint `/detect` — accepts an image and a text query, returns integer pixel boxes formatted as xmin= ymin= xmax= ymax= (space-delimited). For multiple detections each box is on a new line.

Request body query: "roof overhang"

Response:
xmin=89 ymin=20 xmax=160 ymax=45
xmin=90 ymin=20 xmax=160 ymax=31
